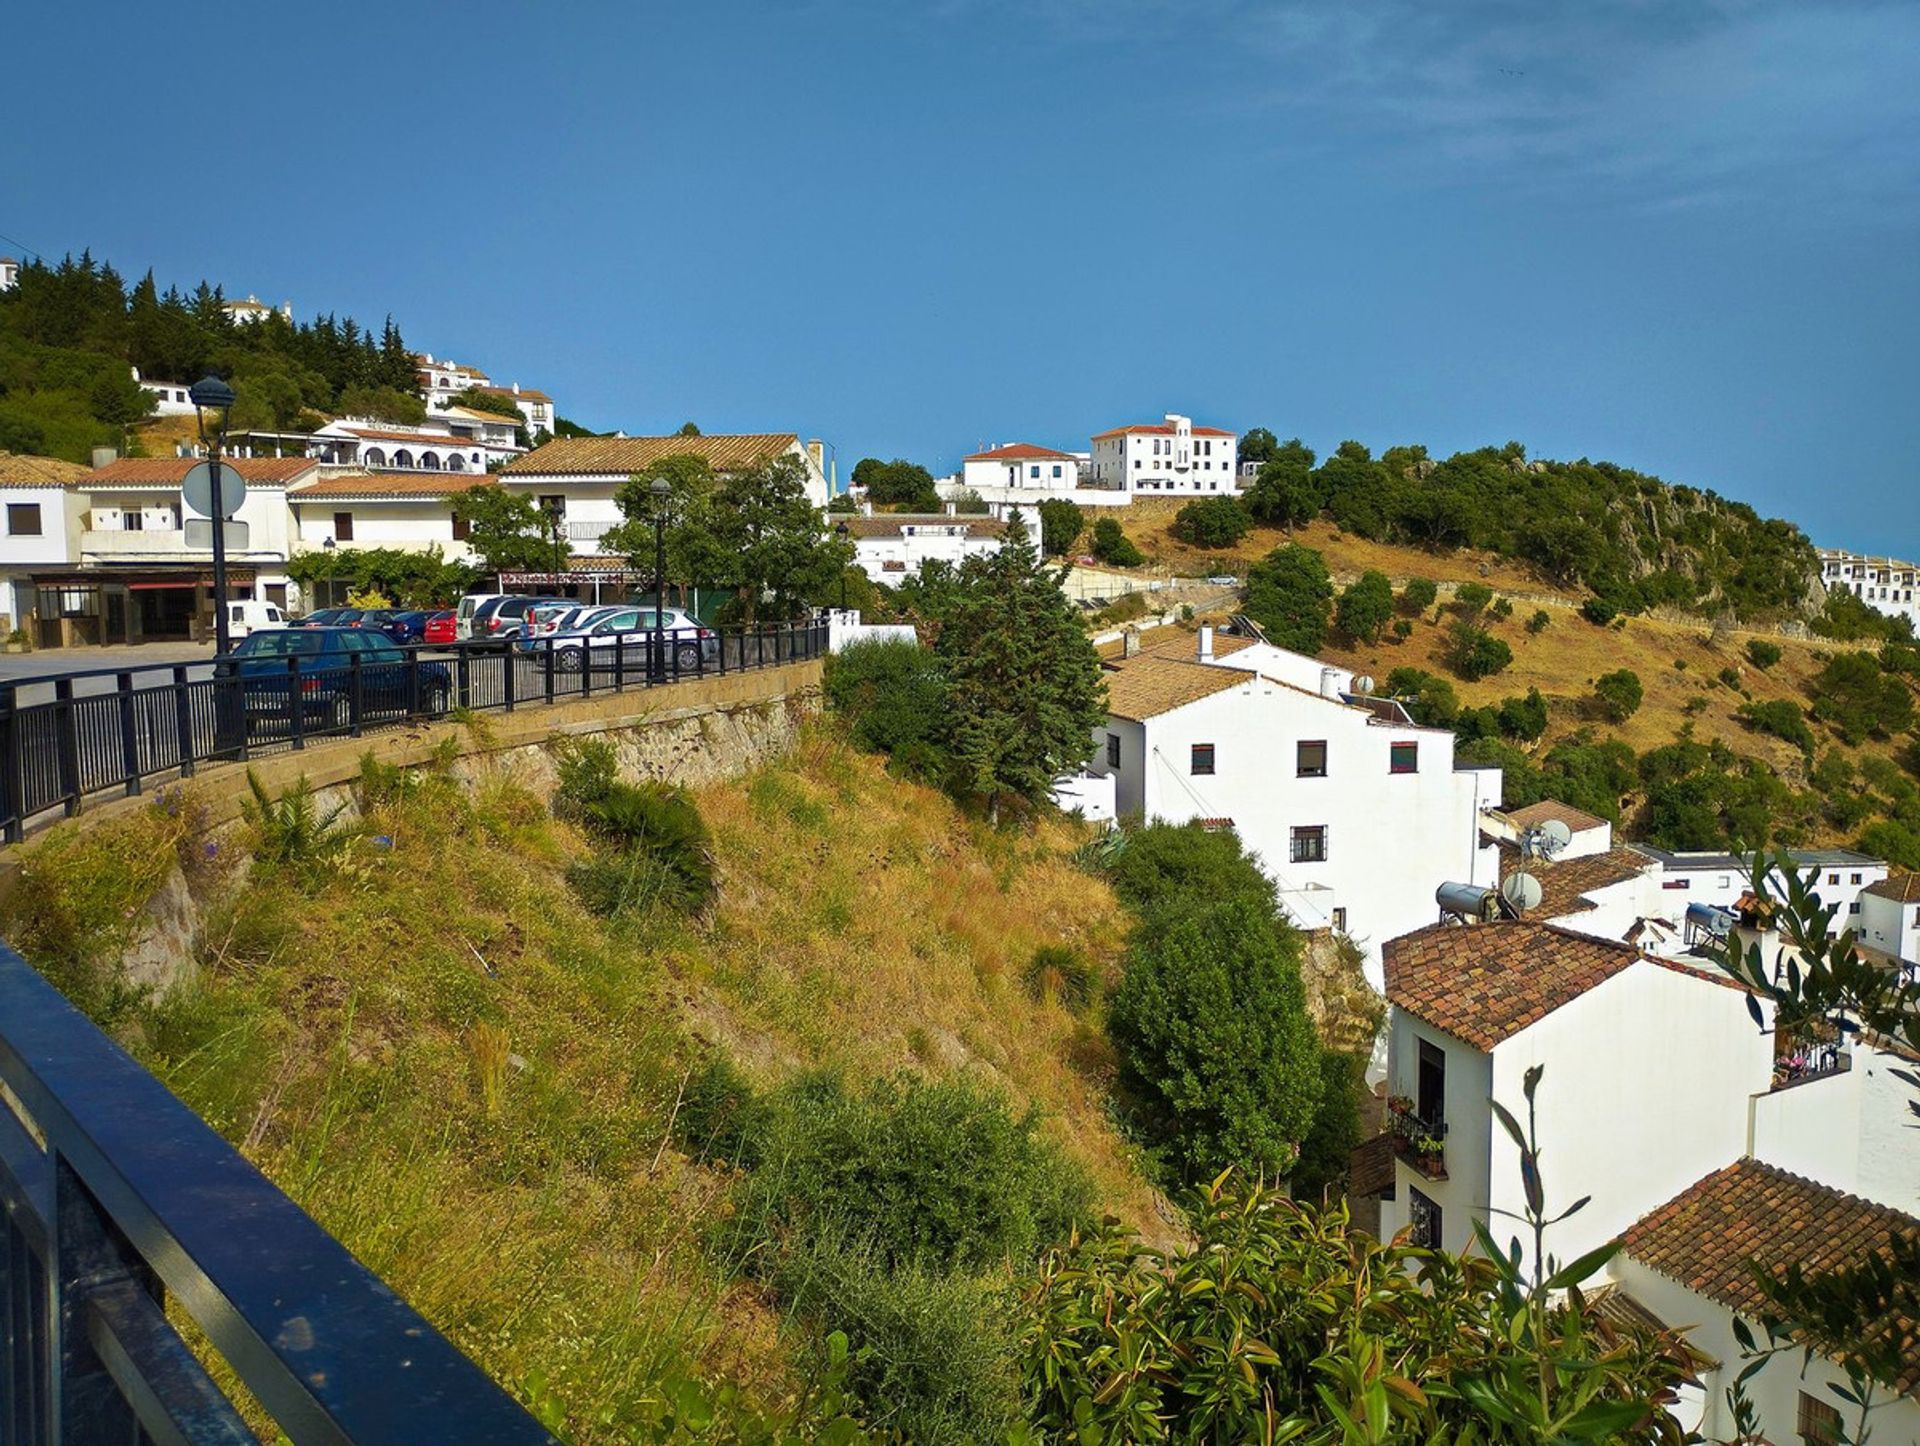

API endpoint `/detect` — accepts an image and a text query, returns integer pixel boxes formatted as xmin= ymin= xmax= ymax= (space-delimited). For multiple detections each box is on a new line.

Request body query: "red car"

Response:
xmin=422 ymin=610 xmax=457 ymax=645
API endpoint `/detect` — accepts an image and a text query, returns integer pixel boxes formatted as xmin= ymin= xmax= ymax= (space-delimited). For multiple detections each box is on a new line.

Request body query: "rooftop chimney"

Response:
xmin=1197 ymin=625 xmax=1214 ymax=661
xmin=806 ymin=439 xmax=825 ymax=475
xmin=1123 ymin=628 xmax=1141 ymax=659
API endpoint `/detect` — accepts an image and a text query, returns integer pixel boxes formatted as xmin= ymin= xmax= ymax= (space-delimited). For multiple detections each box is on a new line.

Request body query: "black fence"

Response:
xmin=0 ymin=620 xmax=828 ymax=842
xmin=0 ymin=939 xmax=554 ymax=1444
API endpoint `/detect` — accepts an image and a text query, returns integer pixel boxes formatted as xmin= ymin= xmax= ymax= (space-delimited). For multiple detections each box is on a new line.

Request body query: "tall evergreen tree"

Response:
xmin=933 ymin=513 xmax=1106 ymax=821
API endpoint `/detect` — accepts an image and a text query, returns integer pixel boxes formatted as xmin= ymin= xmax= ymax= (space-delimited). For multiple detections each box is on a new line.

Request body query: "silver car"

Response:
xmin=542 ymin=606 xmax=719 ymax=672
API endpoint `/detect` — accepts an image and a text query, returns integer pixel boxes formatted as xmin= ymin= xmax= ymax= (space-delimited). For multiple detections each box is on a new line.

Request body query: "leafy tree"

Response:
xmin=1236 ymin=427 xmax=1280 ymax=466
xmin=1291 ymin=1050 xmax=1366 ymax=1200
xmin=1453 ymin=580 xmax=1494 ymax=616
xmin=823 ymin=639 xmax=950 ymax=782
xmin=1592 ymin=669 xmax=1644 ymax=723
xmin=1581 ymin=596 xmax=1619 ymax=626
xmin=1811 ymin=587 xmax=1914 ymax=642
xmin=1386 ymin=666 xmax=1459 ymax=726
xmin=1089 ymin=517 xmax=1144 ymax=568
xmin=1334 ymin=569 xmax=1394 ymax=643
xmin=338 ymin=384 xmax=426 ymax=425
xmin=1171 ymin=496 xmax=1250 ymax=549
xmin=602 ymin=452 xmax=726 ymax=600
xmin=286 ymin=544 xmax=475 ymax=607
xmin=1102 ymin=820 xmax=1281 ymax=923
xmin=705 ymin=454 xmax=851 ymax=620
xmin=1746 ymin=638 xmax=1782 ymax=670
xmin=949 ymin=487 xmax=990 ymax=515
xmin=1737 ymin=698 xmax=1816 ymax=756
xmin=1242 ymin=544 xmax=1333 ymax=654
xmin=447 ymin=485 xmax=561 ymax=574
xmin=850 ymin=457 xmax=938 ymax=510
xmin=1314 ymin=440 xmax=1398 ymax=539
xmin=1856 ymin=818 xmax=1920 ymax=868
xmin=1638 ymin=739 xmax=1799 ymax=850
xmin=1108 ymin=897 xmax=1322 ymax=1179
xmin=676 ymin=421 xmax=701 ymax=436
xmin=1527 ymin=608 xmax=1552 ymax=634
xmin=1443 ymin=621 xmax=1513 ymax=681
xmin=932 ymin=515 xmax=1106 ymax=821
xmin=1399 ymin=576 xmax=1438 ymax=615
xmin=1035 ymin=498 xmax=1083 ymax=557
xmin=1241 ymin=438 xmax=1316 ymax=530
xmin=1807 ymin=651 xmax=1914 ymax=744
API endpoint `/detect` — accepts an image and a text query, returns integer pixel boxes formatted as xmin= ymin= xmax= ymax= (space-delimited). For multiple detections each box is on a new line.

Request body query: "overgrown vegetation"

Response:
xmin=1242 ymin=543 xmax=1333 ymax=653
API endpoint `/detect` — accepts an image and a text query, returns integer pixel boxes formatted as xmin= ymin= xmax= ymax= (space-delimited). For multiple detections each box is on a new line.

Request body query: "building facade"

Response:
xmin=1818 ymin=548 xmax=1920 ymax=631
xmin=0 ymin=451 xmax=90 ymax=635
xmin=842 ymin=513 xmax=1006 ymax=582
xmin=1088 ymin=413 xmax=1238 ymax=495
xmin=1090 ymin=629 xmax=1502 ymax=978
xmin=286 ymin=472 xmax=479 ymax=563
xmin=960 ymin=443 xmax=1082 ymax=494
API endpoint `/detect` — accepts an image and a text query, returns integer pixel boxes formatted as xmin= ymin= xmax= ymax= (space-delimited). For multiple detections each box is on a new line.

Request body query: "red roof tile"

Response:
xmin=77 ymin=456 xmax=317 ymax=488
xmin=963 ymin=443 xmax=1078 ymax=462
xmin=1863 ymin=872 xmax=1920 ymax=903
xmin=1384 ymin=922 xmax=1644 ymax=1049
xmin=1506 ymin=800 xmax=1610 ymax=834
xmin=1623 ymin=1159 xmax=1920 ymax=1396
xmin=1091 ymin=423 xmax=1235 ymax=441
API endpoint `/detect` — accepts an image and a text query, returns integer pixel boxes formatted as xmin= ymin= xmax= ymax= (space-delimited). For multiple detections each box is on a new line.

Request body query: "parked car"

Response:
xmin=291 ymin=607 xmax=356 ymax=628
xmin=544 ymin=606 xmax=717 ymax=672
xmin=421 ymin=610 xmax=457 ymax=645
xmin=471 ymin=595 xmax=570 ymax=640
xmin=375 ymin=610 xmax=435 ymax=645
xmin=224 ymin=627 xmax=452 ymax=733
xmin=455 ymin=593 xmax=505 ymax=641
xmin=518 ymin=603 xmax=623 ymax=647
xmin=1205 ymin=574 xmax=1240 ymax=587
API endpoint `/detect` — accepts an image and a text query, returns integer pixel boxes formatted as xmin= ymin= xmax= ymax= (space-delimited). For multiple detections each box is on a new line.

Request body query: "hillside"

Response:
xmin=0 ymin=728 xmax=1165 ymax=1439
xmin=1110 ymin=504 xmax=1918 ymax=857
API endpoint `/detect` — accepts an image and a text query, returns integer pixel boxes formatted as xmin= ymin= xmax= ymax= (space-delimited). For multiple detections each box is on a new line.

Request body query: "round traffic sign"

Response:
xmin=182 ymin=460 xmax=247 ymax=520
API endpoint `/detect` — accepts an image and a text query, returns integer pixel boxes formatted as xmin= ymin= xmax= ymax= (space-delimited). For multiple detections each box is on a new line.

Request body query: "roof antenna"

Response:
xmin=1499 ymin=819 xmax=1570 ymax=917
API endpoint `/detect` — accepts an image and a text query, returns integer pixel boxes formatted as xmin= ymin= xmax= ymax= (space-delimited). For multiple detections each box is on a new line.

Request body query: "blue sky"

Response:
xmin=4 ymin=0 xmax=1915 ymax=549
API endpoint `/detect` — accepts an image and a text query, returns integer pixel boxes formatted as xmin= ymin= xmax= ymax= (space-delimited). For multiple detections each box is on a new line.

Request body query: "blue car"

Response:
xmin=224 ymin=627 xmax=452 ymax=733
xmin=375 ymin=610 xmax=435 ymax=645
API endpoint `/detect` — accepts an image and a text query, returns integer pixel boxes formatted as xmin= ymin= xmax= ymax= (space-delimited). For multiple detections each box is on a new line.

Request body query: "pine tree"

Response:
xmin=934 ymin=513 xmax=1106 ymax=822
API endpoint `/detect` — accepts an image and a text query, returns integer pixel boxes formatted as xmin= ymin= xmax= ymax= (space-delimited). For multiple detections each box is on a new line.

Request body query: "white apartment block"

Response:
xmin=286 ymin=473 xmax=480 ymax=564
xmin=306 ymin=420 xmax=497 ymax=477
xmin=1090 ymin=628 xmax=1502 ymax=982
xmin=841 ymin=513 xmax=1006 ymax=583
xmin=960 ymin=443 xmax=1081 ymax=494
xmin=1818 ymin=547 xmax=1920 ymax=632
xmin=1088 ymin=413 xmax=1237 ymax=495
xmin=416 ymin=354 xmax=558 ymax=437
xmin=0 ymin=257 xmax=18 ymax=292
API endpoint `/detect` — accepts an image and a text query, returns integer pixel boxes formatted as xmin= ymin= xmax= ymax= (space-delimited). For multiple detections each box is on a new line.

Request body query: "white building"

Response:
xmin=1088 ymin=413 xmax=1238 ymax=495
xmin=222 ymin=293 xmax=289 ymax=325
xmin=132 ymin=369 xmax=198 ymax=418
xmin=961 ymin=443 xmax=1082 ymax=494
xmin=0 ymin=451 xmax=90 ymax=636
xmin=287 ymin=472 xmax=480 ymax=567
xmin=1635 ymin=845 xmax=1886 ymax=922
xmin=471 ymin=384 xmax=555 ymax=438
xmin=306 ymin=420 xmax=496 ymax=477
xmin=1617 ymin=1161 xmax=1920 ymax=1444
xmin=0 ymin=257 xmax=18 ymax=292
xmin=1091 ymin=628 xmax=1502 ymax=979
xmin=1858 ymin=871 xmax=1920 ymax=968
xmin=416 ymin=354 xmax=558 ymax=437
xmin=1818 ymin=548 xmax=1920 ymax=632
xmin=501 ymin=434 xmax=832 ymax=568
xmin=841 ymin=513 xmax=1006 ymax=583
xmin=1372 ymin=922 xmax=1771 ymax=1262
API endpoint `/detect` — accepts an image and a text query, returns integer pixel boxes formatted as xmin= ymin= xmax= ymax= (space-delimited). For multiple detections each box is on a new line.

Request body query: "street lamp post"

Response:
xmin=189 ymin=375 xmax=236 ymax=655
xmin=651 ymin=478 xmax=671 ymax=678
xmin=834 ymin=520 xmax=850 ymax=611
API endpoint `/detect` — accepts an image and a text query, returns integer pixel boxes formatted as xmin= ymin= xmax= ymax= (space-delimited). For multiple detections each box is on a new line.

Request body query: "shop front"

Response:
xmin=30 ymin=568 xmax=258 ymax=647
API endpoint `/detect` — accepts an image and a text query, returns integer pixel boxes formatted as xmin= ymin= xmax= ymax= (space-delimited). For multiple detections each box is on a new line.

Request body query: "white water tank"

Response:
xmin=1320 ymin=666 xmax=1341 ymax=699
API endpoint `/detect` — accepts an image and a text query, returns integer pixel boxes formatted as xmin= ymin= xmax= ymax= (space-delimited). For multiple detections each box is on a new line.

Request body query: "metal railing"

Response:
xmin=0 ymin=619 xmax=828 ymax=841
xmin=0 ymin=941 xmax=553 ymax=1444
xmin=1387 ymin=1103 xmax=1449 ymax=1181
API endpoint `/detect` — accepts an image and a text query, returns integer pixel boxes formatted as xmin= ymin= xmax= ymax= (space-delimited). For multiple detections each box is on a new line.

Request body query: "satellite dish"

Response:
xmin=1500 ymin=872 xmax=1543 ymax=914
xmin=1539 ymin=819 xmax=1573 ymax=854
xmin=1353 ymin=674 xmax=1375 ymax=696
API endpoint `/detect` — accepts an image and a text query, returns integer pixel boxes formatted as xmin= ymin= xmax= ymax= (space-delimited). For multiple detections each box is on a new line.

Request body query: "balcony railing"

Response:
xmin=1387 ymin=1097 xmax=1449 ymax=1180
xmin=0 ymin=940 xmax=552 ymax=1443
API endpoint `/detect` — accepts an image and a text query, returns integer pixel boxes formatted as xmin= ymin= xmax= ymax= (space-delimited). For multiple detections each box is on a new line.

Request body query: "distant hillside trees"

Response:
xmin=1036 ymin=498 xmax=1083 ymax=556
xmin=0 ymin=250 xmax=423 ymax=461
xmin=1243 ymin=544 xmax=1333 ymax=653
xmin=850 ymin=456 xmax=939 ymax=510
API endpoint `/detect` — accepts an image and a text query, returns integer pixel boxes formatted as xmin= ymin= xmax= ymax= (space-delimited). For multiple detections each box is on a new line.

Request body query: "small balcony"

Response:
xmin=1772 ymin=1035 xmax=1851 ymax=1092
xmin=1387 ymin=1096 xmax=1448 ymax=1180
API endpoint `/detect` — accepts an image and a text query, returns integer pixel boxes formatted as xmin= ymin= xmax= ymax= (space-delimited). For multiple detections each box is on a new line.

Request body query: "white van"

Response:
xmin=224 ymin=599 xmax=285 ymax=638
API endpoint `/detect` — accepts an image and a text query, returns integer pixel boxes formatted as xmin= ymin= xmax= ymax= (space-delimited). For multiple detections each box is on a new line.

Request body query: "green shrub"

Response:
xmin=1398 ymin=577 xmax=1437 ymax=615
xmin=1171 ymin=496 xmax=1251 ymax=548
xmin=560 ymin=775 xmax=716 ymax=916
xmin=1737 ymin=698 xmax=1816 ymax=756
xmin=1808 ymin=651 xmax=1915 ymax=745
xmin=1592 ymin=669 xmax=1644 ymax=723
xmin=1035 ymin=498 xmax=1083 ymax=556
xmin=1090 ymin=517 xmax=1144 ymax=567
xmin=823 ymin=638 xmax=948 ymax=763
xmin=1022 ymin=944 xmax=1096 ymax=1013
xmin=1108 ymin=898 xmax=1322 ymax=1180
xmin=1490 ymin=595 xmax=1513 ymax=619
xmin=1717 ymin=665 xmax=1741 ymax=688
xmin=1443 ymin=621 xmax=1512 ymax=681
xmin=1385 ymin=666 xmax=1458 ymax=726
xmin=1103 ymin=820 xmax=1279 ymax=921
xmin=1747 ymin=639 xmax=1782 ymax=670
xmin=1452 ymin=581 xmax=1493 ymax=616
xmin=1391 ymin=618 xmax=1413 ymax=641
xmin=1334 ymin=569 xmax=1394 ymax=643
xmin=1242 ymin=544 xmax=1333 ymax=654
xmin=1291 ymin=1050 xmax=1366 ymax=1201
xmin=241 ymin=771 xmax=352 ymax=871
xmin=1581 ymin=596 xmax=1618 ymax=626
xmin=1526 ymin=608 xmax=1551 ymax=634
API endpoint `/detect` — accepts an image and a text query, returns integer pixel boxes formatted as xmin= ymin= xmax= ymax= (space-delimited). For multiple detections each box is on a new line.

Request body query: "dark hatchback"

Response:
xmin=223 ymin=627 xmax=452 ymax=733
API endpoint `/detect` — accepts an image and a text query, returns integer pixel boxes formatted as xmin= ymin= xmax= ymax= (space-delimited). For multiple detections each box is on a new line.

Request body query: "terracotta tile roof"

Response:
xmin=838 ymin=514 xmax=1008 ymax=539
xmin=1622 ymin=1159 xmax=1920 ymax=1395
xmin=1384 ymin=922 xmax=1644 ymax=1049
xmin=434 ymin=406 xmax=521 ymax=428
xmin=1349 ymin=1132 xmax=1396 ymax=1197
xmin=1104 ymin=656 xmax=1247 ymax=722
xmin=1863 ymin=872 xmax=1920 ymax=903
xmin=963 ymin=443 xmax=1078 ymax=462
xmin=504 ymin=434 xmax=801 ymax=476
xmin=342 ymin=427 xmax=476 ymax=448
xmin=477 ymin=384 xmax=552 ymax=404
xmin=1098 ymin=630 xmax=1256 ymax=664
xmin=291 ymin=472 xmax=494 ymax=499
xmin=76 ymin=456 xmax=317 ymax=488
xmin=1493 ymin=841 xmax=1653 ymax=919
xmin=1092 ymin=423 xmax=1235 ymax=440
xmin=0 ymin=451 xmax=90 ymax=488
xmin=1506 ymin=800 xmax=1610 ymax=834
